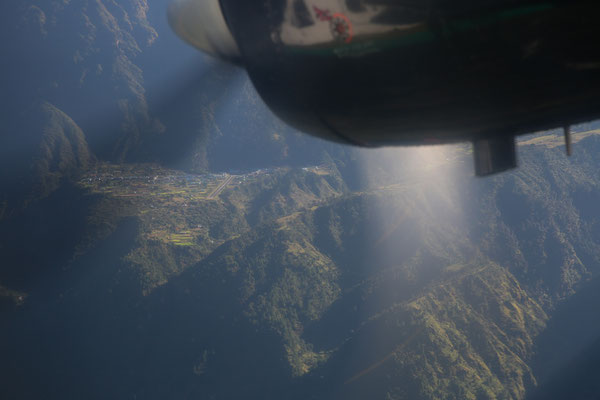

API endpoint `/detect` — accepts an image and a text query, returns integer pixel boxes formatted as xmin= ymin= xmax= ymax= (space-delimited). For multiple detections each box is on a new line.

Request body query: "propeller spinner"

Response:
xmin=169 ymin=0 xmax=600 ymax=176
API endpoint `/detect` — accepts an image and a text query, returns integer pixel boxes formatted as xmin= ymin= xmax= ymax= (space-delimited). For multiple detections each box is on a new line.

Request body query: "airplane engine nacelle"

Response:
xmin=170 ymin=0 xmax=600 ymax=175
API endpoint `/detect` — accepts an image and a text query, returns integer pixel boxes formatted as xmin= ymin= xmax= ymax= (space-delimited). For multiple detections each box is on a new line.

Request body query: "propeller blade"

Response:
xmin=145 ymin=58 xmax=243 ymax=168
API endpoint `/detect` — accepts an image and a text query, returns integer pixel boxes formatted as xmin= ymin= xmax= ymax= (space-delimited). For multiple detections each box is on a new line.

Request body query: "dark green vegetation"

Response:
xmin=4 ymin=131 xmax=600 ymax=399
xmin=76 ymin=161 xmax=344 ymax=293
xmin=3 ymin=1 xmax=600 ymax=399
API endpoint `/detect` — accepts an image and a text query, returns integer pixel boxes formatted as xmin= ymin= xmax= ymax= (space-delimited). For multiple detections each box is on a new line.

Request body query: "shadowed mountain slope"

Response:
xmin=3 ymin=135 xmax=600 ymax=399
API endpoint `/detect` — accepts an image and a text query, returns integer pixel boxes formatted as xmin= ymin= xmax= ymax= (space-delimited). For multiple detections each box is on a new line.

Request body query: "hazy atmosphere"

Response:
xmin=2 ymin=1 xmax=600 ymax=399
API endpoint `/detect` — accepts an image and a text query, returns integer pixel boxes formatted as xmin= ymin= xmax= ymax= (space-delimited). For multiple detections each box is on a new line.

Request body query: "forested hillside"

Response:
xmin=3 ymin=133 xmax=600 ymax=399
